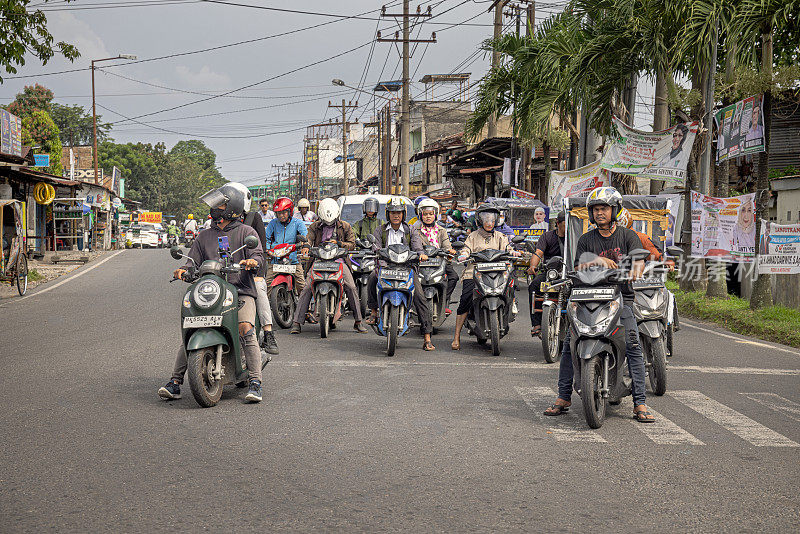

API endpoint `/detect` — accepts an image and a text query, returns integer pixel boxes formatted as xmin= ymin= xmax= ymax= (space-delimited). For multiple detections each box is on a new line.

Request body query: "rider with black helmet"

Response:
xmin=543 ymin=187 xmax=655 ymax=423
xmin=353 ymin=197 xmax=385 ymax=240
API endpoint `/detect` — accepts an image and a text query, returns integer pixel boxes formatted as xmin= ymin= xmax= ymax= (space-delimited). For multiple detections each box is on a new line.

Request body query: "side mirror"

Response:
xmin=244 ymin=235 xmax=259 ymax=249
xmin=666 ymin=246 xmax=684 ymax=257
xmin=628 ymin=248 xmax=650 ymax=261
xmin=296 ymin=234 xmax=308 ymax=243
xmin=367 ymin=234 xmax=378 ymax=245
xmin=511 ymin=235 xmax=525 ymax=244
xmin=170 ymin=246 xmax=183 ymax=260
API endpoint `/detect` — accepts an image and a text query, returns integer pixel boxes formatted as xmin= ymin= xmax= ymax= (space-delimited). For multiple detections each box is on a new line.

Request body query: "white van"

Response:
xmin=337 ymin=194 xmax=416 ymax=225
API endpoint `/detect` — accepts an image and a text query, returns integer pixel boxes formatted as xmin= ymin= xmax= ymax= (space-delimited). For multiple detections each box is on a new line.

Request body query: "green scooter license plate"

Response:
xmin=183 ymin=315 xmax=223 ymax=328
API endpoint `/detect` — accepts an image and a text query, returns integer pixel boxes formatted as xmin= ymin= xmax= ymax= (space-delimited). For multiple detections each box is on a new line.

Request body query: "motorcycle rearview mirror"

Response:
xmin=452 ymin=241 xmax=466 ymax=250
xmin=666 ymin=245 xmax=684 ymax=257
xmin=244 ymin=235 xmax=259 ymax=249
xmin=546 ymin=255 xmax=563 ymax=270
xmin=627 ymin=248 xmax=651 ymax=261
xmin=170 ymin=246 xmax=183 ymax=260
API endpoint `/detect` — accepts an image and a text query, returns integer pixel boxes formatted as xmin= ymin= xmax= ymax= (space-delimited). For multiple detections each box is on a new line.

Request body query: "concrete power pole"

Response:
xmin=488 ymin=0 xmax=508 ymax=139
xmin=378 ymin=3 xmax=435 ymax=196
xmin=328 ymin=99 xmax=359 ymax=196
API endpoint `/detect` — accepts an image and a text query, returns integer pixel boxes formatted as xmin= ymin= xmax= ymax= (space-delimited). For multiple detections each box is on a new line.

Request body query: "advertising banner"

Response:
xmin=757 ymin=221 xmax=800 ymax=274
xmin=601 ymin=118 xmax=700 ymax=185
xmin=691 ymin=191 xmax=756 ymax=262
xmin=509 ymin=187 xmax=536 ymax=201
xmin=139 ymin=212 xmax=163 ymax=224
xmin=1 ymin=109 xmax=23 ymax=158
xmin=548 ymin=160 xmax=608 ymax=207
xmin=715 ymin=94 xmax=765 ymax=163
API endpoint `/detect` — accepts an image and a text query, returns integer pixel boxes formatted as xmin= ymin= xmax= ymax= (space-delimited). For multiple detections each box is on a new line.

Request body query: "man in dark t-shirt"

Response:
xmin=527 ymin=210 xmax=566 ymax=335
xmin=544 ymin=187 xmax=655 ymax=423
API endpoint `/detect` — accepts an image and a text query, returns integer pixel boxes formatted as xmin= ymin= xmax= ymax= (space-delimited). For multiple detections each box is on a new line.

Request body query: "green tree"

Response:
xmin=21 ymin=109 xmax=62 ymax=175
xmin=0 ymin=1 xmax=80 ymax=82
xmin=169 ymin=140 xmax=223 ymax=182
xmin=51 ymin=103 xmax=112 ymax=146
xmin=6 ymin=84 xmax=53 ymax=116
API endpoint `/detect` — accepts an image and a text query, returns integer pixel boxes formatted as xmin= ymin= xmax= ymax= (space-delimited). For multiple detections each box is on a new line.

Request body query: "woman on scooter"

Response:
xmin=411 ymin=198 xmax=459 ymax=314
xmin=451 ymin=205 xmax=521 ymax=350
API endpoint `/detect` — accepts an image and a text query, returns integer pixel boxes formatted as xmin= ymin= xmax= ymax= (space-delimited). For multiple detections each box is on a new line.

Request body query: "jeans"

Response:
xmin=293 ymin=262 xmax=363 ymax=323
xmin=172 ymin=295 xmax=262 ymax=383
xmin=367 ymin=269 xmax=432 ymax=334
xmin=557 ymin=304 xmax=647 ymax=406
xmin=528 ymin=272 xmax=546 ymax=327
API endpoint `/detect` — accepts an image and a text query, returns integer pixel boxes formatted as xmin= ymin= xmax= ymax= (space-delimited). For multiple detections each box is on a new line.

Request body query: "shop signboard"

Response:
xmin=33 ymin=154 xmax=50 ymax=167
xmin=1 ymin=109 xmax=23 ymax=157
xmin=139 ymin=211 xmax=163 ymax=224
xmin=757 ymin=221 xmax=800 ymax=274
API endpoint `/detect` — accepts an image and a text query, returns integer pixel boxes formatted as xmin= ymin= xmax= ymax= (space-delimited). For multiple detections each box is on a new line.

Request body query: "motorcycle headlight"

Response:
xmin=389 ymin=250 xmax=409 ymax=263
xmin=363 ymin=260 xmax=376 ymax=271
xmin=568 ymin=300 xmax=620 ymax=336
xmin=223 ymin=289 xmax=234 ymax=307
xmin=319 ymin=248 xmax=336 ymax=260
xmin=431 ymin=274 xmax=443 ymax=283
xmin=547 ymin=269 xmax=560 ymax=281
xmin=635 ymin=290 xmax=667 ymax=319
xmin=183 ymin=291 xmax=191 ymax=308
xmin=273 ymin=247 xmax=291 ymax=258
xmin=193 ymin=279 xmax=221 ymax=309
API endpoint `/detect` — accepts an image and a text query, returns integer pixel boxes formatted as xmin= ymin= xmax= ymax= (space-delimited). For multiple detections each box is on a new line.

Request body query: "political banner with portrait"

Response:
xmin=548 ymin=160 xmax=608 ymax=207
xmin=757 ymin=221 xmax=800 ymax=274
xmin=715 ymin=94 xmax=765 ymax=163
xmin=690 ymin=191 xmax=756 ymax=262
xmin=601 ymin=118 xmax=700 ymax=186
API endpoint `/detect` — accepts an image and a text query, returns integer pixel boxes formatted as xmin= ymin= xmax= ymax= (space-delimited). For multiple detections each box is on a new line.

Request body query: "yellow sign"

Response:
xmin=139 ymin=212 xmax=162 ymax=224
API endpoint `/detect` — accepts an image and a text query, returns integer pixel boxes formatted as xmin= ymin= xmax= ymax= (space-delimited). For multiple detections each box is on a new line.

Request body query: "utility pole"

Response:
xmin=487 ymin=1 xmax=508 ymax=138
xmin=328 ymin=99 xmax=359 ymax=195
xmin=378 ymin=3 xmax=436 ymax=196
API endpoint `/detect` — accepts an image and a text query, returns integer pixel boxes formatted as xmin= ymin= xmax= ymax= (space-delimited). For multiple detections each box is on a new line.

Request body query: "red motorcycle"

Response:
xmin=267 ymin=242 xmax=300 ymax=329
xmin=307 ymin=242 xmax=349 ymax=338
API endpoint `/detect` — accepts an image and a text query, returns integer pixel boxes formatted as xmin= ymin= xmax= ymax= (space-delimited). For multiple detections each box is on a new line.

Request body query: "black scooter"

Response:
xmin=417 ymin=244 xmax=451 ymax=331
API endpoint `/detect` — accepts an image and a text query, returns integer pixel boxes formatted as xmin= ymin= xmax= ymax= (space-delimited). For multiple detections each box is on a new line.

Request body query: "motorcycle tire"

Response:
xmin=580 ymin=355 xmax=606 ymax=429
xmin=359 ymin=283 xmax=369 ymax=321
xmin=666 ymin=323 xmax=674 ymax=358
xmin=649 ymin=337 xmax=668 ymax=396
xmin=270 ymin=285 xmax=294 ymax=329
xmin=187 ymin=346 xmax=223 ymax=408
xmin=489 ymin=309 xmax=501 ymax=356
xmin=387 ymin=305 xmax=399 ymax=357
xmin=541 ymin=305 xmax=560 ymax=364
xmin=319 ymin=292 xmax=330 ymax=339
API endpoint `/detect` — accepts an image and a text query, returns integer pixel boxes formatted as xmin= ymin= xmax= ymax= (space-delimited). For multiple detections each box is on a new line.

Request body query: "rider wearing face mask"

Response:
xmin=290 ymin=198 xmax=367 ymax=334
xmin=159 ymin=182 xmax=266 ymax=403
xmin=264 ymin=197 xmax=308 ymax=297
xmin=411 ymin=198 xmax=459 ymax=314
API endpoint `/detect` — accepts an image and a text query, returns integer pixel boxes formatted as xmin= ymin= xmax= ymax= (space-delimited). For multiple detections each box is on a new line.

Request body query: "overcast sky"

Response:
xmin=4 ymin=1 xmax=651 ymax=186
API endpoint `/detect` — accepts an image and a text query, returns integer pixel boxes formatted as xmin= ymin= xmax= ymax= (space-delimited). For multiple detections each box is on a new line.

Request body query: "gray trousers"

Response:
xmin=253 ymin=277 xmax=273 ymax=327
xmin=172 ymin=295 xmax=262 ymax=383
xmin=292 ymin=262 xmax=363 ymax=324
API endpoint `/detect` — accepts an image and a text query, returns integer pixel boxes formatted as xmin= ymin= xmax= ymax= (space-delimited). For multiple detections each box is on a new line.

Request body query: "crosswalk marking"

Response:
xmin=629 ymin=407 xmax=704 ymax=445
xmin=515 ymin=386 xmax=607 ymax=443
xmin=671 ymin=390 xmax=799 ymax=448
xmin=741 ymin=393 xmax=800 ymax=424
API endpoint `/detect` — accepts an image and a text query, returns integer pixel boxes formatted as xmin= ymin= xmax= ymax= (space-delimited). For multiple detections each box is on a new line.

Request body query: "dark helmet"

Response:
xmin=363 ymin=196 xmax=380 ymax=216
xmin=475 ymin=204 xmax=501 ymax=228
xmin=200 ymin=182 xmax=251 ymax=220
xmin=586 ymin=187 xmax=623 ymax=224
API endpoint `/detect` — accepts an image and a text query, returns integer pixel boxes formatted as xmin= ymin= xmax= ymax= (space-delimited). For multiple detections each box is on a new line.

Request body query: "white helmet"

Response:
xmin=297 ymin=198 xmax=311 ymax=209
xmin=170 ymin=220 xmax=176 ymax=225
xmin=417 ymin=198 xmax=440 ymax=216
xmin=225 ymin=182 xmax=252 ymax=213
xmin=318 ymin=197 xmax=340 ymax=224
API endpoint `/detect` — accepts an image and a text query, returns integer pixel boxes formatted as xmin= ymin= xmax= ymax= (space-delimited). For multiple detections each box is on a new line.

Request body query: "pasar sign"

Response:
xmin=139 ymin=212 xmax=162 ymax=224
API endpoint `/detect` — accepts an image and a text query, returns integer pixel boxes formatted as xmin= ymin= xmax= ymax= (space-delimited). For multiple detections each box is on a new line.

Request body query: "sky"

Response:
xmin=3 ymin=1 xmax=650 ymax=186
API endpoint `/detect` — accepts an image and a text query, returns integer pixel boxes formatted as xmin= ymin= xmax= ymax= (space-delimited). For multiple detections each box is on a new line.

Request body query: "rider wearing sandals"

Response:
xmin=543 ymin=187 xmax=656 ymax=423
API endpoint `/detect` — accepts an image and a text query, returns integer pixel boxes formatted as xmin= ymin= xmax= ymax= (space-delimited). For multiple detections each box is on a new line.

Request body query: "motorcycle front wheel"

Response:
xmin=270 ymin=285 xmax=294 ymax=329
xmin=541 ymin=305 xmax=560 ymax=364
xmin=319 ymin=292 xmax=331 ymax=338
xmin=386 ymin=305 xmax=399 ymax=357
xmin=649 ymin=337 xmax=668 ymax=396
xmin=580 ymin=355 xmax=606 ymax=429
xmin=187 ymin=346 xmax=223 ymax=408
xmin=489 ymin=308 xmax=501 ymax=356
xmin=359 ymin=283 xmax=369 ymax=320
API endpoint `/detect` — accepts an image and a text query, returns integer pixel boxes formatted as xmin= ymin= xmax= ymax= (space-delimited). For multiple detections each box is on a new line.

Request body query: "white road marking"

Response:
xmin=515 ymin=386 xmax=607 ymax=443
xmin=15 ymin=250 xmax=126 ymax=302
xmin=681 ymin=320 xmax=800 ymax=357
xmin=274 ymin=360 xmax=800 ymax=376
xmin=741 ymin=393 xmax=800 ymax=423
xmin=671 ymin=390 xmax=799 ymax=447
xmin=629 ymin=407 xmax=704 ymax=445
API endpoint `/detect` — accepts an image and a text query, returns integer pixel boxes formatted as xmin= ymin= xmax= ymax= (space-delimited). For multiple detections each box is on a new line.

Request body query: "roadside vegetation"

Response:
xmin=667 ymin=281 xmax=800 ymax=348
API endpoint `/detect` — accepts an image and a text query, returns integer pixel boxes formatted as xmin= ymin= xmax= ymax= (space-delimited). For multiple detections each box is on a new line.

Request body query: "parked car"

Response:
xmin=126 ymin=224 xmax=161 ymax=248
xmin=337 ymin=194 xmax=415 ymax=225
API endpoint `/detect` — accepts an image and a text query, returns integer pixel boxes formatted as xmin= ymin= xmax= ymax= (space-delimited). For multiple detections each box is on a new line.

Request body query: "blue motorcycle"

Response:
xmin=371 ymin=242 xmax=420 ymax=357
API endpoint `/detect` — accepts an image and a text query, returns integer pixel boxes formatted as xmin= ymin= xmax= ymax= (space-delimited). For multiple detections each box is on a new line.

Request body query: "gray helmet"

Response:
xmin=363 ymin=196 xmax=380 ymax=216
xmin=200 ymin=182 xmax=251 ymax=221
xmin=475 ymin=204 xmax=501 ymax=227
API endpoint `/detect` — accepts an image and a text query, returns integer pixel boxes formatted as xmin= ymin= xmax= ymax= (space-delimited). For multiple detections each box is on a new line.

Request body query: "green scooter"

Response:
xmin=170 ymin=235 xmax=268 ymax=407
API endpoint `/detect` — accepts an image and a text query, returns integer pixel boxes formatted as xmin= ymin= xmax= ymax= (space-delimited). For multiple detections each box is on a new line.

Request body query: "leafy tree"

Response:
xmin=169 ymin=140 xmax=223 ymax=182
xmin=51 ymin=103 xmax=112 ymax=146
xmin=0 ymin=1 xmax=80 ymax=83
xmin=6 ymin=84 xmax=53 ymax=117
xmin=21 ymin=109 xmax=62 ymax=175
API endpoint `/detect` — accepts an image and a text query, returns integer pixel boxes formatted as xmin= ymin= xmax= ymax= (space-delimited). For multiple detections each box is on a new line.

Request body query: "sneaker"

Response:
xmin=354 ymin=322 xmax=367 ymax=333
xmin=158 ymin=380 xmax=181 ymax=400
xmin=245 ymin=380 xmax=263 ymax=403
xmin=262 ymin=330 xmax=279 ymax=355
xmin=290 ymin=322 xmax=301 ymax=334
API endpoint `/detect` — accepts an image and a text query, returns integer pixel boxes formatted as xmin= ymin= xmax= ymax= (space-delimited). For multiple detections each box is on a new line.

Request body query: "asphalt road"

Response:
xmin=1 ymin=249 xmax=799 ymax=532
